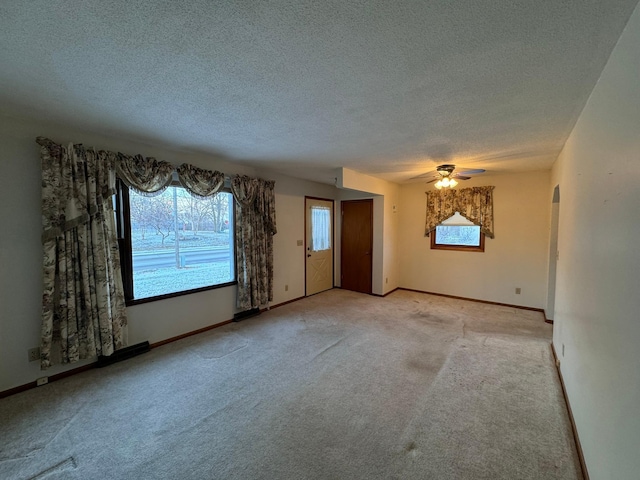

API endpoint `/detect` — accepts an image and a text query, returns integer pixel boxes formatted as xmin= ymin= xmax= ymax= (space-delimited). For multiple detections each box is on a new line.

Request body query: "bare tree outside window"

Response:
xmin=145 ymin=192 xmax=174 ymax=246
xmin=206 ymin=193 xmax=230 ymax=233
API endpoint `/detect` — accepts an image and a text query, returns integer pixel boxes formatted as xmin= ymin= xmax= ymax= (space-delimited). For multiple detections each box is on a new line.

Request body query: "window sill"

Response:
xmin=125 ymin=280 xmax=237 ymax=307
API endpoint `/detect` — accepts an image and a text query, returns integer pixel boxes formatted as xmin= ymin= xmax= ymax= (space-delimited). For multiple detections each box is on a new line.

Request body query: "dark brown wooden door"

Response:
xmin=341 ymin=199 xmax=373 ymax=294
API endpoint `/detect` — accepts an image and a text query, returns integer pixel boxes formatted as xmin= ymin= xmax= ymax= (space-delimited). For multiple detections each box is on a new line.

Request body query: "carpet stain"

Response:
xmin=412 ymin=311 xmax=448 ymax=325
xmin=404 ymin=441 xmax=418 ymax=457
xmin=406 ymin=350 xmax=448 ymax=374
xmin=406 ymin=358 xmax=437 ymax=373
xmin=28 ymin=457 xmax=76 ymax=479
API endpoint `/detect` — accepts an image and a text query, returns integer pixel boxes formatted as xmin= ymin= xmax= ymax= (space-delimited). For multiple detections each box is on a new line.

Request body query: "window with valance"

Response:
xmin=37 ymin=136 xmax=276 ymax=369
xmin=425 ymin=186 xmax=495 ymax=239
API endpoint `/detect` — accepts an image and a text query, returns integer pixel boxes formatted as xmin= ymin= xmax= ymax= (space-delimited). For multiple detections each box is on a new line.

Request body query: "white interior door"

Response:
xmin=305 ymin=197 xmax=334 ymax=296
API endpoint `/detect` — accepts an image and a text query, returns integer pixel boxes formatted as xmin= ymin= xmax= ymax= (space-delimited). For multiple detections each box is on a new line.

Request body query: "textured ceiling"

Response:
xmin=1 ymin=1 xmax=638 ymax=183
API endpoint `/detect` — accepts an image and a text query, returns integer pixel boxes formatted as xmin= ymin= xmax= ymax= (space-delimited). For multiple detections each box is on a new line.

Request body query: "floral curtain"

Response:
xmin=425 ymin=189 xmax=458 ymax=233
xmin=177 ymin=163 xmax=224 ymax=198
xmin=37 ymin=137 xmax=128 ymax=369
xmin=456 ymin=186 xmax=495 ymax=237
xmin=425 ymin=186 xmax=495 ymax=238
xmin=116 ymin=153 xmax=173 ymax=196
xmin=231 ymin=175 xmax=277 ymax=310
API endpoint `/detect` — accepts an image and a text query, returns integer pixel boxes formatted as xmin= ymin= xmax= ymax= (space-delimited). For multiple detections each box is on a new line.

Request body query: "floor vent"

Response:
xmin=233 ymin=308 xmax=261 ymax=322
xmin=97 ymin=341 xmax=150 ymax=367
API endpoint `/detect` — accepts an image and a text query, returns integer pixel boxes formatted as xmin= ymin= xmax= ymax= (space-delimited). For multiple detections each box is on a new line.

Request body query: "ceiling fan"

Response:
xmin=411 ymin=164 xmax=486 ymax=189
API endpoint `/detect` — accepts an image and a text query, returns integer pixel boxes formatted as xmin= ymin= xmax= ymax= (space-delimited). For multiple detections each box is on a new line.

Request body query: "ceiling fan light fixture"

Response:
xmin=425 ymin=164 xmax=484 ymax=189
xmin=433 ymin=176 xmax=457 ymax=190
xmin=434 ymin=177 xmax=458 ymax=190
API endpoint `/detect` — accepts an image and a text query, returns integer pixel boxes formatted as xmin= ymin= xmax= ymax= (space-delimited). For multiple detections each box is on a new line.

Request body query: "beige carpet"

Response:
xmin=0 ymin=289 xmax=581 ymax=479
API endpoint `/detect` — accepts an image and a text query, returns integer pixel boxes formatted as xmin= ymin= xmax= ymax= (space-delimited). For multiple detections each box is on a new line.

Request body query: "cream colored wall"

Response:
xmin=382 ymin=187 xmax=400 ymax=293
xmin=259 ymin=171 xmax=336 ymax=303
xmin=0 ymin=115 xmax=336 ymax=392
xmin=550 ymin=4 xmax=640 ymax=478
xmin=398 ymin=171 xmax=550 ymax=308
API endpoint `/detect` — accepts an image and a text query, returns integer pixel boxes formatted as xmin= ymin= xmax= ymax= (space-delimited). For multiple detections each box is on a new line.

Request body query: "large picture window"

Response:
xmin=115 ymin=181 xmax=235 ymax=303
xmin=430 ymin=212 xmax=485 ymax=252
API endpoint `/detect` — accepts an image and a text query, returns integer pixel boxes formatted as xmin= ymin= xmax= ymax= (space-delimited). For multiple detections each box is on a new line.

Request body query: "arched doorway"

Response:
xmin=546 ymin=185 xmax=560 ymax=322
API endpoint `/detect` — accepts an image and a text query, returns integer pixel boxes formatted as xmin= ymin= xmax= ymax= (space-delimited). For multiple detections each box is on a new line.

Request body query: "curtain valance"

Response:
xmin=177 ymin=163 xmax=225 ymax=198
xmin=425 ymin=186 xmax=495 ymax=238
xmin=116 ymin=153 xmax=174 ymax=196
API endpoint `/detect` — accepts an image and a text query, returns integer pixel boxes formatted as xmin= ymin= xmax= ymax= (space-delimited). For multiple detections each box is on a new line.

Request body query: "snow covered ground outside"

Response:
xmin=133 ymin=261 xmax=233 ymax=299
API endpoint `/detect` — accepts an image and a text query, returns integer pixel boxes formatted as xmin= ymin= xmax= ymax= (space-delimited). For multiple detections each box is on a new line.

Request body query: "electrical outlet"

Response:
xmin=36 ymin=377 xmax=48 ymax=386
xmin=28 ymin=347 xmax=40 ymax=362
xmin=285 ymin=285 xmax=289 ymax=292
xmin=297 ymin=240 xmax=303 ymax=246
xmin=515 ymin=287 xmax=521 ymax=294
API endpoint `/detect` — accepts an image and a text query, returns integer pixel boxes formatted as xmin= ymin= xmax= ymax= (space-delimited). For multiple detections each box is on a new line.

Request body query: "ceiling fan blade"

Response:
xmin=425 ymin=178 xmax=439 ymax=184
xmin=409 ymin=172 xmax=438 ymax=181
xmin=457 ymin=169 xmax=486 ymax=175
xmin=453 ymin=175 xmax=471 ymax=180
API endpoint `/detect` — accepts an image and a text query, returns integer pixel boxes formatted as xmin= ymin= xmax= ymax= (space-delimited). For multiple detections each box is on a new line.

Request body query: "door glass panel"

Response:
xmin=311 ymin=206 xmax=331 ymax=251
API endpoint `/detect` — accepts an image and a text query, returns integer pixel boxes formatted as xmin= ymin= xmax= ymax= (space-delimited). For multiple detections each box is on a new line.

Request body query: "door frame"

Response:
xmin=304 ymin=196 xmax=335 ymax=296
xmin=340 ymin=198 xmax=373 ymax=295
xmin=546 ymin=185 xmax=560 ymax=323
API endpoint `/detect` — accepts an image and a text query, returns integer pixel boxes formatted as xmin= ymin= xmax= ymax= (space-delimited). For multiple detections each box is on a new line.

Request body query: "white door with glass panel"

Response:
xmin=305 ymin=198 xmax=334 ymax=296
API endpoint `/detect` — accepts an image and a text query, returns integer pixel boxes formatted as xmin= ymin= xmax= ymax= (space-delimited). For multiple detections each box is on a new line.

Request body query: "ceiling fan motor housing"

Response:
xmin=436 ymin=164 xmax=456 ymax=177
